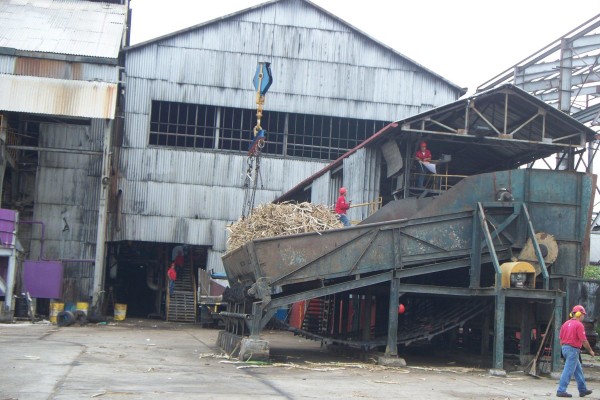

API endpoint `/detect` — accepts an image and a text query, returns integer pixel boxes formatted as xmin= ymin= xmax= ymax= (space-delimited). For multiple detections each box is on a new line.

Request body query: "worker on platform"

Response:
xmin=415 ymin=141 xmax=436 ymax=188
xmin=167 ymin=263 xmax=177 ymax=297
xmin=335 ymin=187 xmax=351 ymax=227
xmin=556 ymin=305 xmax=594 ymax=398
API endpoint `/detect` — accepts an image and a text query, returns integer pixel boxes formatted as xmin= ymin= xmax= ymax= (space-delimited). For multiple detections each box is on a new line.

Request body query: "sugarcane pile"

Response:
xmin=226 ymin=202 xmax=342 ymax=252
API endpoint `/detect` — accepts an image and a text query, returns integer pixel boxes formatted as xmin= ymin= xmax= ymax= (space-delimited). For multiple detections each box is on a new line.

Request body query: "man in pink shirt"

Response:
xmin=557 ymin=305 xmax=595 ymax=397
xmin=335 ymin=187 xmax=351 ymax=227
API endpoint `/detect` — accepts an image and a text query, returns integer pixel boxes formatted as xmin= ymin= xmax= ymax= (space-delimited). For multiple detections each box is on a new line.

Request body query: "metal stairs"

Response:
xmin=167 ymin=264 xmax=197 ymax=323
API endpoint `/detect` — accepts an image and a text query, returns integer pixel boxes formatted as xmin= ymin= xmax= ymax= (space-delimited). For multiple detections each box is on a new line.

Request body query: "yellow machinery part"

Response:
xmin=499 ymin=261 xmax=536 ymax=289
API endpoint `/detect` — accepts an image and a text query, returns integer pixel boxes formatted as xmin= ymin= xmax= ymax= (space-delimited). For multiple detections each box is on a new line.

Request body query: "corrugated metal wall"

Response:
xmin=343 ymin=148 xmax=381 ymax=221
xmin=30 ymin=121 xmax=102 ymax=275
xmin=120 ymin=0 xmax=463 ymax=273
xmin=112 ymin=148 xmax=327 ymax=246
xmin=124 ymin=1 xmax=461 ymax=123
xmin=311 ymin=172 xmax=332 ymax=206
xmin=0 ymin=56 xmax=119 ymax=83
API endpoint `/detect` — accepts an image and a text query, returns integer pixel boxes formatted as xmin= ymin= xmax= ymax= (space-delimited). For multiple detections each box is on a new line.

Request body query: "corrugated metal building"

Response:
xmin=0 ymin=0 xmax=128 ymax=310
xmin=119 ymin=0 xmax=464 ymax=294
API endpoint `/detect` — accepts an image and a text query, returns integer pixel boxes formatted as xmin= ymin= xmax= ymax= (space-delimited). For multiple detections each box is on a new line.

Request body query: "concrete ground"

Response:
xmin=0 ymin=320 xmax=597 ymax=400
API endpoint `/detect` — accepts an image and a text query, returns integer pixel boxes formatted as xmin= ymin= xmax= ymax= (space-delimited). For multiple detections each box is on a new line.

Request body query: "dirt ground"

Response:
xmin=1 ymin=319 xmax=599 ymax=400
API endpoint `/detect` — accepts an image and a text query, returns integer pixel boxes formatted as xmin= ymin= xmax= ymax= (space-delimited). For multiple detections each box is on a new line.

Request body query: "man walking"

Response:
xmin=557 ymin=305 xmax=595 ymax=398
xmin=335 ymin=187 xmax=351 ymax=227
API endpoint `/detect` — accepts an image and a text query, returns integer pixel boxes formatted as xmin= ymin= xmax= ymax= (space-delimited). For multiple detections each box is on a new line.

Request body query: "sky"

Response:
xmin=128 ymin=0 xmax=600 ymax=94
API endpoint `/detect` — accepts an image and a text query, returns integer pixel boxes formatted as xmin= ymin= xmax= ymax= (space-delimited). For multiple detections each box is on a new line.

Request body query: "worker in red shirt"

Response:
xmin=415 ymin=141 xmax=436 ymax=188
xmin=167 ymin=263 xmax=177 ymax=297
xmin=335 ymin=187 xmax=351 ymax=227
xmin=556 ymin=305 xmax=595 ymax=398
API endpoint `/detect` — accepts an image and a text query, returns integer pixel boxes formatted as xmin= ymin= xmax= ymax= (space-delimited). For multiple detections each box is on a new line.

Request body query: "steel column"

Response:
xmin=481 ymin=313 xmax=490 ymax=356
xmin=250 ymin=302 xmax=262 ymax=338
xmin=552 ymin=296 xmax=564 ymax=373
xmin=362 ymin=290 xmax=373 ymax=340
xmin=92 ymin=119 xmax=113 ymax=308
xmin=519 ymin=302 xmax=533 ymax=365
xmin=385 ymin=278 xmax=400 ymax=357
xmin=470 ymin=209 xmax=481 ymax=288
xmin=492 ymin=293 xmax=506 ymax=370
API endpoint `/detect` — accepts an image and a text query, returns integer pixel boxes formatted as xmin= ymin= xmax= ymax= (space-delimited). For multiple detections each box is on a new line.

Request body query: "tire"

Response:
xmin=73 ymin=310 xmax=87 ymax=325
xmin=56 ymin=311 xmax=75 ymax=327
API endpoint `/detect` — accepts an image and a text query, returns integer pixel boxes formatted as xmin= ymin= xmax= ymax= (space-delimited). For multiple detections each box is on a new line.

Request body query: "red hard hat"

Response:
xmin=420 ymin=141 xmax=427 ymax=146
xmin=339 ymin=187 xmax=347 ymax=194
xmin=398 ymin=304 xmax=406 ymax=314
xmin=572 ymin=305 xmax=586 ymax=315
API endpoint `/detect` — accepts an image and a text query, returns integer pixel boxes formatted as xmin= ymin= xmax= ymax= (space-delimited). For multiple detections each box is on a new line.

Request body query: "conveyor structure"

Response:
xmin=220 ymin=168 xmax=595 ymax=372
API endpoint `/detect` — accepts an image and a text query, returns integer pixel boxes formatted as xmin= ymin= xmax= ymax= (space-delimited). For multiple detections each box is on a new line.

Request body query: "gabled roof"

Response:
xmin=0 ymin=0 xmax=127 ymax=59
xmin=277 ymin=84 xmax=597 ymax=201
xmin=125 ymin=0 xmax=465 ymax=94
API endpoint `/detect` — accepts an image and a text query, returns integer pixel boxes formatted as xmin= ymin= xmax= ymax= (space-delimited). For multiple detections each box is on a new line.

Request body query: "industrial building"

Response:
xmin=0 ymin=0 xmax=465 ymax=320
xmin=114 ymin=0 xmax=465 ymax=319
xmin=0 ymin=0 xmax=128 ymax=316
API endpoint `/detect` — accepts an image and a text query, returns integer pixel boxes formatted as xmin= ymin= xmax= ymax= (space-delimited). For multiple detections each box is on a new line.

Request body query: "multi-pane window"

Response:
xmin=287 ymin=114 xmax=388 ymax=160
xmin=149 ymin=101 xmax=215 ymax=149
xmin=149 ymin=100 xmax=388 ymax=160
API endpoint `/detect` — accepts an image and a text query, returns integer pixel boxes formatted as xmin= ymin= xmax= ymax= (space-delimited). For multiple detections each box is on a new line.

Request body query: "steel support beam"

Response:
xmin=250 ymin=302 xmax=262 ymax=338
xmin=394 ymin=283 xmax=561 ymax=300
xmin=385 ymin=278 xmax=400 ymax=357
xmin=519 ymin=302 xmax=534 ymax=365
xmin=552 ymin=296 xmax=564 ymax=373
xmin=522 ymin=204 xmax=550 ymax=289
xmin=267 ymin=271 xmax=393 ymax=310
xmin=493 ymin=293 xmax=506 ymax=371
xmin=92 ymin=119 xmax=112 ymax=308
xmin=470 ymin=209 xmax=482 ymax=288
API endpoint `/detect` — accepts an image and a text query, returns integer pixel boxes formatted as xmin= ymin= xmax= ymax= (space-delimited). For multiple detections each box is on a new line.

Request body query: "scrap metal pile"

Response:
xmin=226 ymin=202 xmax=342 ymax=252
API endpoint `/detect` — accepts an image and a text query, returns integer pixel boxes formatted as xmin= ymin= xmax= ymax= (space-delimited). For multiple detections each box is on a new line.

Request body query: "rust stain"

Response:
xmin=15 ymin=57 xmax=75 ymax=80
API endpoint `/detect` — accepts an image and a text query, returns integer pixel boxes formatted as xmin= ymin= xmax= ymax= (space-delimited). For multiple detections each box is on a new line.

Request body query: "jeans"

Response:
xmin=558 ymin=345 xmax=588 ymax=394
xmin=339 ymin=214 xmax=350 ymax=227
xmin=416 ymin=162 xmax=427 ymax=188
xmin=169 ymin=279 xmax=174 ymax=297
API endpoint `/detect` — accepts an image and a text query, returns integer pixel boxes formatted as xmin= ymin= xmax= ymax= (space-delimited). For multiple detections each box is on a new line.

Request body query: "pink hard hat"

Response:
xmin=339 ymin=187 xmax=347 ymax=194
xmin=572 ymin=305 xmax=587 ymax=315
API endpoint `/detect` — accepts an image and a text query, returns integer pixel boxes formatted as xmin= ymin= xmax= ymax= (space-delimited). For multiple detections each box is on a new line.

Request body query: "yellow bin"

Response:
xmin=76 ymin=302 xmax=89 ymax=315
xmin=114 ymin=303 xmax=127 ymax=321
xmin=50 ymin=302 xmax=64 ymax=324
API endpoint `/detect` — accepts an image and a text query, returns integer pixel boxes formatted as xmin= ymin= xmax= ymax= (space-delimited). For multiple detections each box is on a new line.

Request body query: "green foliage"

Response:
xmin=583 ymin=265 xmax=600 ymax=280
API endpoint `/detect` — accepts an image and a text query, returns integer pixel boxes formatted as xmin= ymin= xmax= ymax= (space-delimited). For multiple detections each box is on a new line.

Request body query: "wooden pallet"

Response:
xmin=167 ymin=265 xmax=197 ymax=322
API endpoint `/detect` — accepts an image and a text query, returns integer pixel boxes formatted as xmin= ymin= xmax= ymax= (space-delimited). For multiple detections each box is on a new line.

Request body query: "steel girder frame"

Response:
xmin=234 ymin=201 xmax=559 ymax=370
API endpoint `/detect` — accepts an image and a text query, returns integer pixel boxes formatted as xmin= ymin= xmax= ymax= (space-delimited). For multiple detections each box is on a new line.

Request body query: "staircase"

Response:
xmin=167 ymin=264 xmax=197 ymax=323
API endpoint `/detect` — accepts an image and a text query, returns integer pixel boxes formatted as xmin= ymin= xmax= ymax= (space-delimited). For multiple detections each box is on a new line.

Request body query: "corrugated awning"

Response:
xmin=0 ymin=74 xmax=117 ymax=119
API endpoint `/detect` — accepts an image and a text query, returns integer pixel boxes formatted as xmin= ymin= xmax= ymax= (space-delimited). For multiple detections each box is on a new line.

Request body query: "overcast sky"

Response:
xmin=129 ymin=0 xmax=600 ymax=93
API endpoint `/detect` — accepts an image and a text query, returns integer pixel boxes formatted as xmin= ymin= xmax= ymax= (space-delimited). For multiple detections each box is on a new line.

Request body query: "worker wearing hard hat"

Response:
xmin=415 ymin=141 xmax=436 ymax=188
xmin=556 ymin=305 xmax=595 ymax=398
xmin=335 ymin=187 xmax=351 ymax=227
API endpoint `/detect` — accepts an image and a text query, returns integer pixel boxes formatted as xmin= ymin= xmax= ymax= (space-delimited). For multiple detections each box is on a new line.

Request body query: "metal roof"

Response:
xmin=0 ymin=0 xmax=127 ymax=59
xmin=125 ymin=0 xmax=465 ymax=95
xmin=0 ymin=74 xmax=118 ymax=118
xmin=277 ymin=84 xmax=597 ymax=201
